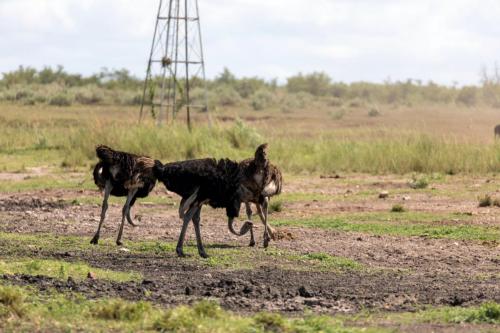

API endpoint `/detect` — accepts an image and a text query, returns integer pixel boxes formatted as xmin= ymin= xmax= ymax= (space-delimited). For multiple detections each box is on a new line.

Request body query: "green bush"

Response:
xmin=281 ymin=93 xmax=306 ymax=113
xmin=455 ymin=86 xmax=478 ymax=107
xmin=225 ymin=119 xmax=263 ymax=149
xmin=73 ymin=85 xmax=104 ymax=105
xmin=235 ymin=77 xmax=267 ymax=98
xmin=212 ymin=85 xmax=241 ymax=106
xmin=368 ymin=107 xmax=380 ymax=117
xmin=49 ymin=93 xmax=72 ymax=106
xmin=250 ymin=89 xmax=274 ymax=111
xmin=327 ymin=97 xmax=343 ymax=107
xmin=391 ymin=204 xmax=406 ymax=213
xmin=286 ymin=72 xmax=331 ymax=96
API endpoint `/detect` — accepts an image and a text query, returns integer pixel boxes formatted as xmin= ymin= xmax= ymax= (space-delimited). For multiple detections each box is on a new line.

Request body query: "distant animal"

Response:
xmin=234 ymin=143 xmax=283 ymax=248
xmin=90 ymin=145 xmax=156 ymax=246
xmin=495 ymin=124 xmax=500 ymax=138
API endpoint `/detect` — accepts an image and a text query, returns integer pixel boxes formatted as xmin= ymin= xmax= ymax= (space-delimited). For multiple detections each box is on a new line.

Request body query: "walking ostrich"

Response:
xmin=153 ymin=143 xmax=283 ymax=258
xmin=154 ymin=157 xmax=253 ymax=258
xmin=90 ymin=145 xmax=156 ymax=246
xmin=495 ymin=124 xmax=500 ymax=138
xmin=234 ymin=143 xmax=283 ymax=248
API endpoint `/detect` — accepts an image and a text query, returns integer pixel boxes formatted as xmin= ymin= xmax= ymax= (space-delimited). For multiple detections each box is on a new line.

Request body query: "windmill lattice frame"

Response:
xmin=139 ymin=0 xmax=209 ymax=129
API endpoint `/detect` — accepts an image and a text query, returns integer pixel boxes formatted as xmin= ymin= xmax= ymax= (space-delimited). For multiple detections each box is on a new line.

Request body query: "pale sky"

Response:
xmin=1 ymin=0 xmax=500 ymax=85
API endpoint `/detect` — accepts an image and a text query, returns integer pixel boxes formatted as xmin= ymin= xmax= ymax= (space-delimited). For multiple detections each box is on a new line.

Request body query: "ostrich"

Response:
xmin=495 ymin=124 xmax=500 ymax=138
xmin=153 ymin=143 xmax=282 ymax=258
xmin=234 ymin=143 xmax=283 ymax=248
xmin=90 ymin=145 xmax=156 ymax=246
xmin=153 ymin=157 xmax=251 ymax=258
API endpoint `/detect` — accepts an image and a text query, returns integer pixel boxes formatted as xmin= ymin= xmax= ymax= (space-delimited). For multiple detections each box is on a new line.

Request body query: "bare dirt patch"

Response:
xmin=0 ymin=174 xmax=499 ymax=315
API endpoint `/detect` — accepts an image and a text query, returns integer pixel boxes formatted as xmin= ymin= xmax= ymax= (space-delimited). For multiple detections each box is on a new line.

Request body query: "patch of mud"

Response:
xmin=3 ymin=255 xmax=498 ymax=315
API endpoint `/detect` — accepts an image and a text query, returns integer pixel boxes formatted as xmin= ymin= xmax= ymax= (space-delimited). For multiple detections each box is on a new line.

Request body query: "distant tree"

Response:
xmin=215 ymin=67 xmax=237 ymax=86
xmin=286 ymin=72 xmax=331 ymax=96
xmin=455 ymin=86 xmax=478 ymax=107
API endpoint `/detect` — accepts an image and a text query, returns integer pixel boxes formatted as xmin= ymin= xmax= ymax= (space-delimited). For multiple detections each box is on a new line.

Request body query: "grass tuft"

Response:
xmin=478 ymin=194 xmax=493 ymax=207
xmin=391 ymin=204 xmax=406 ymax=213
xmin=253 ymin=312 xmax=287 ymax=332
xmin=0 ymin=285 xmax=26 ymax=317
xmin=409 ymin=175 xmax=429 ymax=189
xmin=0 ymin=259 xmax=141 ymax=282
xmin=269 ymin=200 xmax=283 ymax=214
xmin=273 ymin=213 xmax=498 ymax=242
xmin=92 ymin=299 xmax=152 ymax=321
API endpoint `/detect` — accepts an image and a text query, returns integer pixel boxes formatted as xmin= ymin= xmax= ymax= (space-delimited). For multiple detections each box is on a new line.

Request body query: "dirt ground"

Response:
xmin=0 ymin=173 xmax=499 ymax=318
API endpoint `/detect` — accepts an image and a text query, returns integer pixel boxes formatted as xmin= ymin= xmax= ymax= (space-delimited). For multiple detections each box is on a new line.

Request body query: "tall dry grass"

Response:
xmin=0 ymin=107 xmax=498 ymax=174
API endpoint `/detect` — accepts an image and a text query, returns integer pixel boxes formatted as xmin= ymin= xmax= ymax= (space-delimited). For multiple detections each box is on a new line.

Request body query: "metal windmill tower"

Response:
xmin=139 ymin=0 xmax=209 ymax=130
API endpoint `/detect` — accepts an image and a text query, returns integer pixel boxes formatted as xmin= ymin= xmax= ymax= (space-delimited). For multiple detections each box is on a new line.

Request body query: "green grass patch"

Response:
xmin=200 ymin=246 xmax=364 ymax=272
xmin=421 ymin=302 xmax=500 ymax=324
xmin=0 ymin=284 xmax=162 ymax=332
xmin=0 ymin=285 xmax=26 ymax=318
xmin=154 ymin=299 xmax=385 ymax=333
xmin=0 ymin=175 xmax=94 ymax=193
xmin=378 ymin=302 xmax=500 ymax=325
xmin=1 ymin=283 xmax=498 ymax=332
xmin=92 ymin=299 xmax=153 ymax=321
xmin=0 ymin=232 xmax=362 ymax=272
xmin=294 ymin=252 xmax=363 ymax=271
xmin=0 ymin=259 xmax=141 ymax=282
xmin=273 ymin=212 xmax=499 ymax=241
xmin=0 ymin=284 xmax=394 ymax=332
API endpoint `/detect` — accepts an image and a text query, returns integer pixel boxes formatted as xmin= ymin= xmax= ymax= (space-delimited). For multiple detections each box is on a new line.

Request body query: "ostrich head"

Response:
xmin=254 ymin=143 xmax=269 ymax=167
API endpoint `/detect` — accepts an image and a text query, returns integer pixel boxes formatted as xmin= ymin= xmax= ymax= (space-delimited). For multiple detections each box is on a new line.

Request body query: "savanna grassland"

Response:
xmin=0 ymin=67 xmax=499 ymax=332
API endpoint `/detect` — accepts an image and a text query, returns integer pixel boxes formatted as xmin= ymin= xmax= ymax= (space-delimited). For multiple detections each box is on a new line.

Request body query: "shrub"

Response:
xmin=391 ymin=204 xmax=405 ymax=212
xmin=327 ymin=97 xmax=343 ymax=107
xmin=409 ymin=175 xmax=429 ymax=189
xmin=456 ymin=86 xmax=478 ymax=107
xmin=15 ymin=89 xmax=33 ymax=101
xmin=330 ymin=109 xmax=346 ymax=120
xmin=348 ymin=98 xmax=363 ymax=108
xmin=212 ymin=85 xmax=241 ymax=106
xmin=478 ymin=194 xmax=492 ymax=207
xmin=250 ymin=89 xmax=274 ymax=111
xmin=368 ymin=107 xmax=380 ymax=117
xmin=235 ymin=77 xmax=267 ymax=98
xmin=49 ymin=93 xmax=72 ymax=106
xmin=281 ymin=93 xmax=306 ymax=111
xmin=286 ymin=72 xmax=331 ymax=96
xmin=225 ymin=120 xmax=262 ymax=149
xmin=73 ymin=86 xmax=104 ymax=105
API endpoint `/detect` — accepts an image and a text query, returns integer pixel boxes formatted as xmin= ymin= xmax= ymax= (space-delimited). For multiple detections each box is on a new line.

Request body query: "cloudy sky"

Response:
xmin=1 ymin=0 xmax=499 ymax=85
